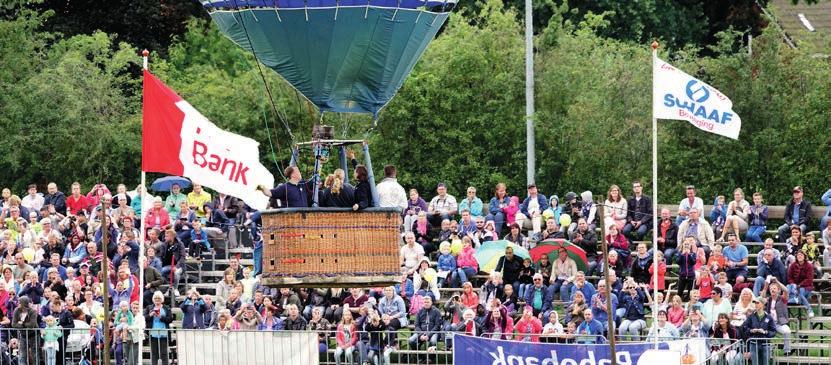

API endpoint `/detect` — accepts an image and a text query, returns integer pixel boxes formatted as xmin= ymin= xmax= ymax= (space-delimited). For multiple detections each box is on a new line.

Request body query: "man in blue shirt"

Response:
xmin=722 ymin=233 xmax=749 ymax=285
xmin=776 ymin=186 xmax=811 ymax=242
xmin=576 ymin=308 xmax=605 ymax=344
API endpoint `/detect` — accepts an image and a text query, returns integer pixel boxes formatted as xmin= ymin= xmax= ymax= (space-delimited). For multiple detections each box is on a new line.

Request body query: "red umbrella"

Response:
xmin=529 ymin=239 xmax=588 ymax=272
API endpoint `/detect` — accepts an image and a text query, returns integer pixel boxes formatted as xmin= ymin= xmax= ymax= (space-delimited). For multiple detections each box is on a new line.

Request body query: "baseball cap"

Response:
xmin=527 ymin=183 xmax=536 ymax=189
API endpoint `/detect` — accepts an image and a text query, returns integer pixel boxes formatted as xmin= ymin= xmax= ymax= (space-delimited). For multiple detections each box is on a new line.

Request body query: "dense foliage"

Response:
xmin=0 ymin=0 xmax=828 ymax=207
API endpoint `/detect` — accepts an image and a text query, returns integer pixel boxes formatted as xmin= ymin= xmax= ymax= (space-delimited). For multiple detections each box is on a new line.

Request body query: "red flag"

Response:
xmin=142 ymin=70 xmax=185 ymax=174
xmin=141 ymin=71 xmax=275 ymax=209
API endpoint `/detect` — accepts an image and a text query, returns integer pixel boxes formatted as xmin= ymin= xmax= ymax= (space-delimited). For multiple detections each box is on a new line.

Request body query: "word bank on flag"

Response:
xmin=653 ymin=56 xmax=741 ymax=139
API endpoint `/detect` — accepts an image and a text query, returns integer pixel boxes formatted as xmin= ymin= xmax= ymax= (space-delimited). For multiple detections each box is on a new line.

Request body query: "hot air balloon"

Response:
xmin=199 ymin=0 xmax=456 ymax=288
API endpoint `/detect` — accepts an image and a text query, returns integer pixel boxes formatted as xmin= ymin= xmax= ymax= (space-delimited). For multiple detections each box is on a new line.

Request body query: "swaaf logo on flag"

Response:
xmin=653 ymin=56 xmax=741 ymax=139
xmin=685 ymin=80 xmax=710 ymax=103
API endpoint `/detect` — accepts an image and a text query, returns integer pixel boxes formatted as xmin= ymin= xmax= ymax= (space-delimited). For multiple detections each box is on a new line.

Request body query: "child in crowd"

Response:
xmin=710 ymin=195 xmax=726 ymax=238
xmin=667 ymin=295 xmax=686 ymax=327
xmin=686 ymin=290 xmax=703 ymax=314
xmin=41 ymin=315 xmax=62 ymax=365
xmin=516 ymin=258 xmax=535 ymax=298
xmin=239 ymin=267 xmax=257 ymax=303
xmin=436 ymin=242 xmax=456 ymax=288
xmin=715 ymin=272 xmax=733 ymax=301
xmin=649 ymin=251 xmax=667 ymax=291
xmin=536 ymin=256 xmax=552 ymax=285
xmin=503 ymin=196 xmax=520 ymax=226
xmin=695 ymin=266 xmax=714 ymax=303
xmin=676 ymin=238 xmax=697 ymax=301
xmin=803 ymin=232 xmax=822 ymax=274
xmin=707 ymin=244 xmax=726 ymax=273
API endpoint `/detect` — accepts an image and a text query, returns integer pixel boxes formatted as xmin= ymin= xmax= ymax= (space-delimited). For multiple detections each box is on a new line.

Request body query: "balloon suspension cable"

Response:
xmin=231 ymin=0 xmax=296 ymax=145
xmin=272 ymin=0 xmax=283 ymax=22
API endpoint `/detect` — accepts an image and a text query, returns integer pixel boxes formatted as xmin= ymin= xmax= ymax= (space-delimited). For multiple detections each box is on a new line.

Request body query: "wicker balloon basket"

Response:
xmin=260 ymin=207 xmax=402 ymax=288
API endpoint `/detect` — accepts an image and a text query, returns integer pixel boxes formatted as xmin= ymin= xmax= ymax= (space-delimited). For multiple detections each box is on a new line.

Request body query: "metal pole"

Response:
xmin=101 ymin=199 xmax=111 ymax=365
xmin=524 ymin=0 xmax=535 ymax=186
xmin=598 ymin=198 xmax=616 ymax=364
xmin=362 ymin=141 xmax=380 ymax=207
xmin=651 ymin=41 xmax=660 ymax=349
xmin=338 ymin=146 xmax=349 ymax=185
xmin=140 ymin=49 xmax=149 ymax=365
xmin=311 ymin=142 xmax=322 ymax=207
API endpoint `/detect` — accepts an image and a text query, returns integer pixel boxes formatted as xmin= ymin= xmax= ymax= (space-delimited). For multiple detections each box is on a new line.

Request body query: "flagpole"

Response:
xmin=139 ymin=48 xmax=149 ymax=364
xmin=650 ymin=40 xmax=659 ymax=349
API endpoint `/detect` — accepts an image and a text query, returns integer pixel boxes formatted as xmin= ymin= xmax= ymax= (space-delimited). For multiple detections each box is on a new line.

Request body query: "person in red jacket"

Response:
xmin=787 ymin=251 xmax=815 ymax=317
xmin=144 ymin=197 xmax=171 ymax=235
xmin=514 ymin=305 xmax=543 ymax=342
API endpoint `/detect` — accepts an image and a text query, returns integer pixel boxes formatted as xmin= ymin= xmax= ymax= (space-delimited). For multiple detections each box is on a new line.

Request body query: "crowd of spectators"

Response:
xmin=2 ymin=168 xmax=831 ymax=365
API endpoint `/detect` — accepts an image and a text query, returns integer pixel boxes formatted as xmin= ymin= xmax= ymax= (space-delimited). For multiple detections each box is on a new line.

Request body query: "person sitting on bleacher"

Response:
xmin=787 ymin=250 xmax=815 ymax=318
xmin=483 ymin=302 xmax=513 ymax=340
xmin=745 ymin=192 xmax=768 ymax=243
xmin=618 ymin=281 xmax=647 ymax=340
xmin=803 ymin=232 xmax=822 ymax=274
xmin=427 ymin=183 xmax=457 ymax=227
xmin=563 ymin=290 xmax=588 ymax=325
xmin=457 ymin=210 xmax=476 ymax=237
xmin=676 ymin=185 xmax=703 ymax=226
xmin=532 ymin=218 xmax=564 ymax=246
xmin=452 ymin=237 xmax=478 ymax=288
xmin=503 ymin=222 xmax=525 ymax=246
xmin=711 ymin=313 xmax=742 ymax=365
xmin=548 ymin=248 xmax=578 ymax=302
xmin=400 ymin=232 xmax=425 ymax=279
xmin=647 ymin=310 xmax=679 ymax=341
xmin=283 ymin=303 xmax=307 ymax=330
xmin=630 ymin=243 xmax=652 ymax=286
xmin=403 ymin=189 xmax=428 ymax=234
xmin=516 ymin=184 xmax=548 ymax=234
xmin=605 ymin=224 xmax=630 ymax=267
xmin=408 ymin=295 xmax=442 ymax=363
xmin=752 ymin=248 xmax=786 ymax=296
xmin=569 ymin=218 xmax=598 ymax=275
xmin=478 ymin=272 xmax=504 ymax=311
xmin=567 ymin=272 xmax=596 ymax=304
xmin=495 ymin=246 xmax=523 ymax=291
xmin=412 ymin=212 xmax=434 ymax=254
xmin=677 ymin=208 xmax=715 ymax=257
xmin=590 ymin=280 xmax=618 ymax=333
xmin=622 ymin=181 xmax=652 ymax=242
xmin=500 ymin=284 xmax=519 ymax=319
xmin=777 ymin=186 xmax=811 ymax=243
xmin=722 ymin=233 xmax=749 ymax=285
xmin=597 ymin=250 xmax=626 ymax=276
xmin=783 ymin=225 xmax=805 ymax=268
xmin=522 ymin=273 xmax=549 ymax=318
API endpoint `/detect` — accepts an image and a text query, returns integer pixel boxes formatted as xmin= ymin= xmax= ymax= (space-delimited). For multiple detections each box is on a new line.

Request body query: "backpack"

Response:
xmin=409 ymin=294 xmax=425 ymax=316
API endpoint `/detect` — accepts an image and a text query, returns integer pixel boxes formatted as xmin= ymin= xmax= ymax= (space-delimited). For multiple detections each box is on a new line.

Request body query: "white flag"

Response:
xmin=653 ymin=56 xmax=741 ymax=139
